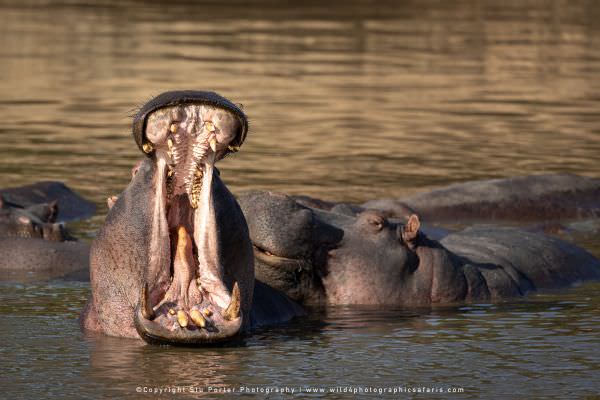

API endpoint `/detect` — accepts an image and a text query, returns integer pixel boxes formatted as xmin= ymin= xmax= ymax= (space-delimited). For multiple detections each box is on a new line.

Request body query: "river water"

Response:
xmin=1 ymin=0 xmax=599 ymax=398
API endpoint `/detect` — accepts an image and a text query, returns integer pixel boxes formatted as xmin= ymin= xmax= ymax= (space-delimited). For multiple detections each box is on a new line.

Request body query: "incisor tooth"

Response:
xmin=223 ymin=282 xmax=241 ymax=321
xmin=170 ymin=123 xmax=177 ymax=133
xmin=177 ymin=310 xmax=189 ymax=328
xmin=167 ymin=138 xmax=174 ymax=150
xmin=202 ymin=308 xmax=212 ymax=317
xmin=168 ymin=308 xmax=176 ymax=315
xmin=190 ymin=309 xmax=206 ymax=328
xmin=205 ymin=121 xmax=215 ymax=132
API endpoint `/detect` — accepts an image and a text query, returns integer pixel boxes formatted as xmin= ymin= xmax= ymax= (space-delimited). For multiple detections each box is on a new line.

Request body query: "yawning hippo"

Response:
xmin=80 ymin=91 xmax=302 ymax=345
xmin=239 ymin=191 xmax=600 ymax=306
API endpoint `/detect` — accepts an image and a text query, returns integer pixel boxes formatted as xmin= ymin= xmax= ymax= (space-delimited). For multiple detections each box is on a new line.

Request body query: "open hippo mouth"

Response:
xmin=131 ymin=91 xmax=248 ymax=345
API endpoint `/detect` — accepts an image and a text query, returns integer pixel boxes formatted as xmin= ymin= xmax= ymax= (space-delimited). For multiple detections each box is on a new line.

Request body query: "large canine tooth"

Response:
xmin=209 ymin=137 xmax=217 ymax=152
xmin=223 ymin=282 xmax=241 ymax=321
xmin=140 ymin=283 xmax=155 ymax=320
xmin=190 ymin=309 xmax=206 ymax=328
xmin=177 ymin=310 xmax=189 ymax=328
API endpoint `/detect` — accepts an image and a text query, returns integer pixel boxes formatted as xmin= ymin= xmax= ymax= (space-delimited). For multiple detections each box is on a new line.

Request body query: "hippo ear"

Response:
xmin=48 ymin=200 xmax=59 ymax=222
xmin=402 ymin=214 xmax=420 ymax=248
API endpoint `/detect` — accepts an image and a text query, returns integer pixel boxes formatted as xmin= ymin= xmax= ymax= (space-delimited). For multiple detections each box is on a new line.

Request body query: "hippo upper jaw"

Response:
xmin=131 ymin=95 xmax=249 ymax=345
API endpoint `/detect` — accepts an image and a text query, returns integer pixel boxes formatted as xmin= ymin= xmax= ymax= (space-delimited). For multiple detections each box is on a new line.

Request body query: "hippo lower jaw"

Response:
xmin=133 ymin=103 xmax=245 ymax=345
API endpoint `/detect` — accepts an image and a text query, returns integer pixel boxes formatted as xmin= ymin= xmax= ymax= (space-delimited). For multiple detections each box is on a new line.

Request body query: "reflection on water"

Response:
xmin=1 ymin=0 xmax=599 ymax=218
xmin=1 ymin=0 xmax=600 ymax=398
xmin=1 ymin=282 xmax=600 ymax=398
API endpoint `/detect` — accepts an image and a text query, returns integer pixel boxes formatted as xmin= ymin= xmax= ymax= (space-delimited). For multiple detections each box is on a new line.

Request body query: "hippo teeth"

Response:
xmin=190 ymin=309 xmax=207 ymax=328
xmin=223 ymin=282 xmax=241 ymax=321
xmin=176 ymin=310 xmax=189 ymax=328
xmin=144 ymin=218 xmax=238 ymax=330
xmin=190 ymin=169 xmax=203 ymax=209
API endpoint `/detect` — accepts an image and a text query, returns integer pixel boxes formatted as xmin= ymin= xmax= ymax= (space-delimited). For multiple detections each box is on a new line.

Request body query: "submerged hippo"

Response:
xmin=80 ymin=91 xmax=302 ymax=345
xmin=294 ymin=174 xmax=600 ymax=224
xmin=0 ymin=181 xmax=96 ymax=221
xmin=387 ymin=174 xmax=600 ymax=222
xmin=0 ymin=197 xmax=63 ymax=239
xmin=239 ymin=191 xmax=600 ymax=306
xmin=0 ymin=196 xmax=89 ymax=281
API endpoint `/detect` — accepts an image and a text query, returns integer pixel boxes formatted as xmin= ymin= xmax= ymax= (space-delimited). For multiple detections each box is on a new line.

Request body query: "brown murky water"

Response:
xmin=1 ymin=1 xmax=599 ymax=398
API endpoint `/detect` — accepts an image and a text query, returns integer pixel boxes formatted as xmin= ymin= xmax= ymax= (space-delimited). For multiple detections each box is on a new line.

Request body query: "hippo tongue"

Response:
xmin=156 ymin=226 xmax=202 ymax=308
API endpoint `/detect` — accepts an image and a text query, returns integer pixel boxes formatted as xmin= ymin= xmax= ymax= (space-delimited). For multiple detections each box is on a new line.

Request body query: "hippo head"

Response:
xmin=238 ymin=191 xmax=344 ymax=304
xmin=90 ymin=91 xmax=253 ymax=345
xmin=323 ymin=211 xmax=421 ymax=305
xmin=239 ymin=191 xmax=424 ymax=306
xmin=0 ymin=199 xmax=67 ymax=241
xmin=134 ymin=91 xmax=250 ymax=344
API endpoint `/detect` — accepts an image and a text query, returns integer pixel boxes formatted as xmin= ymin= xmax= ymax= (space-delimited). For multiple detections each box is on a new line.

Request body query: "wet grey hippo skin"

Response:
xmin=80 ymin=91 xmax=303 ymax=345
xmin=0 ymin=197 xmax=89 ymax=281
xmin=296 ymin=174 xmax=600 ymax=223
xmin=238 ymin=191 xmax=600 ymax=306
xmin=0 ymin=238 xmax=89 ymax=282
xmin=0 ymin=197 xmax=66 ymax=240
xmin=0 ymin=181 xmax=96 ymax=221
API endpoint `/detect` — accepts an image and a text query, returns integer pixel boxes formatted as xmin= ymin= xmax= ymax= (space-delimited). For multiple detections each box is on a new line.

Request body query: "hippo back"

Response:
xmin=440 ymin=226 xmax=600 ymax=290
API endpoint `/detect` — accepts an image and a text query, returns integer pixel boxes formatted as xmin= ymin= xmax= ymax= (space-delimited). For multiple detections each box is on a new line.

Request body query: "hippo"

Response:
xmin=0 ymin=181 xmax=96 ymax=221
xmin=368 ymin=174 xmax=600 ymax=223
xmin=0 ymin=196 xmax=90 ymax=281
xmin=238 ymin=191 xmax=600 ymax=306
xmin=0 ymin=194 xmax=79 ymax=240
xmin=0 ymin=237 xmax=89 ymax=282
xmin=80 ymin=91 xmax=303 ymax=345
xmin=294 ymin=174 xmax=600 ymax=224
